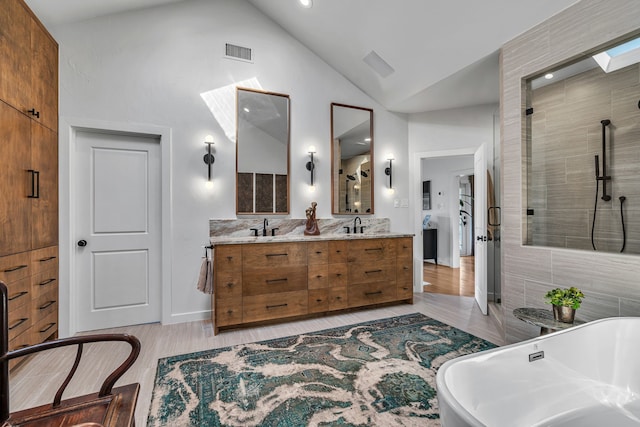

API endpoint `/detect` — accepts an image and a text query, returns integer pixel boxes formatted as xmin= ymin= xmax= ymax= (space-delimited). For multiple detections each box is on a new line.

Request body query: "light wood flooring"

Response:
xmin=423 ymin=256 xmax=475 ymax=297
xmin=8 ymin=293 xmax=503 ymax=426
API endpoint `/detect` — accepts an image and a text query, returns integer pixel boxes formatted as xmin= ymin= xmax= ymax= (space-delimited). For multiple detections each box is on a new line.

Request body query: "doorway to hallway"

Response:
xmin=423 ymin=256 xmax=474 ymax=297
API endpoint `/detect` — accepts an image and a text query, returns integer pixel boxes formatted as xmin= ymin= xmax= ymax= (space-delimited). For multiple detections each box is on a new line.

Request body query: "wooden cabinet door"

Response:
xmin=31 ymin=122 xmax=58 ymax=249
xmin=0 ymin=0 xmax=31 ymax=114
xmin=0 ymin=102 xmax=31 ymax=256
xmin=30 ymin=18 xmax=58 ymax=132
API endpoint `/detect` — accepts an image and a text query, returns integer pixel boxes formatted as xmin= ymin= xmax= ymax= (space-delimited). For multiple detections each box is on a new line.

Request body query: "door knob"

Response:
xmin=77 ymin=239 xmax=87 ymax=247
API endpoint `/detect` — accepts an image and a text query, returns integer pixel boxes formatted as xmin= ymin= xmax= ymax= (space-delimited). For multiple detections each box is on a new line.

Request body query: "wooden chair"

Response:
xmin=0 ymin=281 xmax=141 ymax=426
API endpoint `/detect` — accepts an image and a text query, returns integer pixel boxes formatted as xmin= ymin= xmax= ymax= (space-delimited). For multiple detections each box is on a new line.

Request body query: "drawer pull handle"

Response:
xmin=39 ymin=300 xmax=56 ymax=310
xmin=365 ymin=269 xmax=383 ymax=274
xmin=39 ymin=322 xmax=56 ymax=333
xmin=8 ymin=291 xmax=28 ymax=301
xmin=39 ymin=256 xmax=57 ymax=262
xmin=315 ymin=251 xmax=322 ymax=254
xmin=335 ymin=296 xmax=342 ymax=300
xmin=266 ymin=278 xmax=287 ymax=284
xmin=9 ymin=318 xmax=28 ymax=330
xmin=39 ymin=278 xmax=56 ymax=286
xmin=336 ymin=250 xmax=341 ymax=253
xmin=403 ymin=266 xmax=409 ymax=270
xmin=266 ymin=253 xmax=288 ymax=257
xmin=316 ymin=275 xmax=323 ymax=279
xmin=226 ymin=310 xmax=234 ymax=314
xmin=336 ymin=273 xmax=342 ymax=277
xmin=365 ymin=291 xmax=383 ymax=296
xmin=16 ymin=344 xmax=30 ymax=350
xmin=4 ymin=265 xmax=27 ymax=273
xmin=226 ymin=282 xmax=234 ymax=288
xmin=226 ymin=256 xmax=233 ymax=261
xmin=316 ymin=299 xmax=323 ymax=303
xmin=266 ymin=303 xmax=288 ymax=309
xmin=365 ymin=248 xmax=383 ymax=252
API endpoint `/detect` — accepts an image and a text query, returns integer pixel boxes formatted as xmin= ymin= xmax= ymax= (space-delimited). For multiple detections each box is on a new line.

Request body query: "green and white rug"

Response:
xmin=147 ymin=313 xmax=495 ymax=426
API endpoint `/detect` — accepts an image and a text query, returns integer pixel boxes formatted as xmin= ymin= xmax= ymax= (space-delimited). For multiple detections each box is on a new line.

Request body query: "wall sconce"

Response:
xmin=203 ymin=135 xmax=215 ymax=187
xmin=306 ymin=145 xmax=316 ymax=189
xmin=385 ymin=153 xmax=394 ymax=189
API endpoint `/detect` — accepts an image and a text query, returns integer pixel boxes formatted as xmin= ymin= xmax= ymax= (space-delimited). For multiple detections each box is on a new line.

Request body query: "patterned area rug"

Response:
xmin=147 ymin=313 xmax=495 ymax=426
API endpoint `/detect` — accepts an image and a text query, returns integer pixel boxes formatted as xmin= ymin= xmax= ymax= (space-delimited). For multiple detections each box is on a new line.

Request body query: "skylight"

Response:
xmin=593 ymin=36 xmax=640 ymax=73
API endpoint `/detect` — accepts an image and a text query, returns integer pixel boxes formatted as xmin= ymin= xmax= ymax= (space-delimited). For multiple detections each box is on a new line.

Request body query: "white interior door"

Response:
xmin=474 ymin=144 xmax=488 ymax=315
xmin=75 ymin=130 xmax=161 ymax=331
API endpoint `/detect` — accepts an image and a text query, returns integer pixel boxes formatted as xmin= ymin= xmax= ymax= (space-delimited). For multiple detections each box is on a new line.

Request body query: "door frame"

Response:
xmin=59 ymin=117 xmax=172 ymax=337
xmin=411 ymin=148 xmax=477 ymax=292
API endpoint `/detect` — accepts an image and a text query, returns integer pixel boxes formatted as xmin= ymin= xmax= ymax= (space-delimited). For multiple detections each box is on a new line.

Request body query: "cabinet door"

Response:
xmin=0 ymin=102 xmax=31 ymax=256
xmin=31 ymin=18 xmax=58 ymax=132
xmin=0 ymin=0 xmax=31 ymax=113
xmin=31 ymin=122 xmax=58 ymax=249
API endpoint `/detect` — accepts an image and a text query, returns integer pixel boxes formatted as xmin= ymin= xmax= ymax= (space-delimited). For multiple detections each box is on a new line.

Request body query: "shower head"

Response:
xmin=601 ymin=119 xmax=611 ymax=126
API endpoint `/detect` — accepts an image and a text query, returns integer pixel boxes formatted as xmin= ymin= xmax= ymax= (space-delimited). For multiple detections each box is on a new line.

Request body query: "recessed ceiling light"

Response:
xmin=299 ymin=0 xmax=313 ymax=8
xmin=544 ymin=73 xmax=554 ymax=80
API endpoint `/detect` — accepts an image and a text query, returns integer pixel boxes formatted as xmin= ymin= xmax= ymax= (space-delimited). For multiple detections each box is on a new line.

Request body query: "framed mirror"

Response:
xmin=331 ymin=103 xmax=374 ymax=215
xmin=236 ymin=87 xmax=290 ymax=214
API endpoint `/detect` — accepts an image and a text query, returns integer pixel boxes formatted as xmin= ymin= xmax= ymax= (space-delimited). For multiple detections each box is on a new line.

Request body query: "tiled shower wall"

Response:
xmin=501 ymin=0 xmax=640 ymax=343
xmin=528 ymin=64 xmax=640 ymax=253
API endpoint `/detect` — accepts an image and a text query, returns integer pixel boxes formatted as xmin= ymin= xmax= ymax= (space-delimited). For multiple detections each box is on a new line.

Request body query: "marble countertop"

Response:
xmin=210 ymin=232 xmax=414 ymax=246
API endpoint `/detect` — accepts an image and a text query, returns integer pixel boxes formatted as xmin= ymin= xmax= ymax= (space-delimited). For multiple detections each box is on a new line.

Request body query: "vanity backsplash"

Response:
xmin=209 ymin=218 xmax=390 ymax=238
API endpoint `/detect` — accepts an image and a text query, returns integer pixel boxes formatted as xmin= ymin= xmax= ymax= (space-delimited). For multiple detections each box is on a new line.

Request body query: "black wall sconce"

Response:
xmin=385 ymin=153 xmax=394 ymax=190
xmin=306 ymin=145 xmax=316 ymax=188
xmin=203 ymin=135 xmax=215 ymax=186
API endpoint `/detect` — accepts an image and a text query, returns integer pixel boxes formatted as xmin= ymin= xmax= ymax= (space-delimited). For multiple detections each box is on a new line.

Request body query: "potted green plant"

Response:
xmin=544 ymin=287 xmax=585 ymax=323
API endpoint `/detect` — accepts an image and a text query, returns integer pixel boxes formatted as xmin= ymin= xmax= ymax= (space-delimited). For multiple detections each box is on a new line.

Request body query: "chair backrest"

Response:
xmin=0 ymin=281 xmax=141 ymax=424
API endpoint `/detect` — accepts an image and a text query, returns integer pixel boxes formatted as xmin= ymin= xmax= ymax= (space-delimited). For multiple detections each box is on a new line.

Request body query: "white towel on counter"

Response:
xmin=197 ymin=253 xmax=214 ymax=294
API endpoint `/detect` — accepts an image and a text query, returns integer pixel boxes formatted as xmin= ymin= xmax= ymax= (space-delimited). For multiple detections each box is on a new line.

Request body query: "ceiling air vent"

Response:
xmin=225 ymin=43 xmax=253 ymax=63
xmin=363 ymin=50 xmax=395 ymax=78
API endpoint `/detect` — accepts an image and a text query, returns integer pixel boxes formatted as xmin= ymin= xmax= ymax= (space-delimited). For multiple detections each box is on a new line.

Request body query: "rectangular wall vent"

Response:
xmin=225 ymin=43 xmax=253 ymax=63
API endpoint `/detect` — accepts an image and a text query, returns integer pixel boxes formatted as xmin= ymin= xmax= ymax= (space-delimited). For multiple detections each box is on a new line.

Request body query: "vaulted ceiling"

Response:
xmin=26 ymin=0 xmax=579 ymax=113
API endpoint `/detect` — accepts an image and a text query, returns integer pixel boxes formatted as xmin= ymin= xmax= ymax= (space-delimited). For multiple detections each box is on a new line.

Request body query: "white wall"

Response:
xmin=408 ymin=103 xmax=497 ymax=281
xmin=421 ymin=156 xmax=473 ymax=267
xmin=52 ymin=0 xmax=410 ymax=330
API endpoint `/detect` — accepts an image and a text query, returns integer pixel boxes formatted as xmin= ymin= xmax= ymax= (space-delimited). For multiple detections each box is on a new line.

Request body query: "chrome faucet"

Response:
xmin=263 ymin=218 xmax=269 ymax=236
xmin=354 ymin=216 xmax=362 ymax=234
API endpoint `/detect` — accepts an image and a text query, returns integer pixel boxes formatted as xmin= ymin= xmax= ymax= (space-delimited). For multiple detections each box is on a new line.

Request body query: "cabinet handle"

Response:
xmin=336 ymin=273 xmax=342 ymax=277
xmin=316 ymin=299 xmax=323 ymax=303
xmin=28 ymin=170 xmax=40 ymax=199
xmin=8 ymin=291 xmax=28 ymax=301
xmin=403 ymin=266 xmax=409 ymax=270
xmin=27 ymin=108 xmax=40 ymax=118
xmin=4 ymin=264 xmax=27 ymax=273
xmin=365 ymin=291 xmax=383 ymax=296
xmin=39 ymin=256 xmax=56 ymax=262
xmin=38 ymin=300 xmax=56 ymax=310
xmin=266 ymin=278 xmax=287 ymax=284
xmin=365 ymin=269 xmax=383 ymax=274
xmin=365 ymin=247 xmax=383 ymax=252
xmin=316 ymin=275 xmax=323 ymax=279
xmin=39 ymin=322 xmax=56 ymax=333
xmin=315 ymin=251 xmax=322 ymax=254
xmin=39 ymin=278 xmax=56 ymax=286
xmin=266 ymin=253 xmax=288 ymax=257
xmin=225 ymin=282 xmax=234 ymax=288
xmin=9 ymin=318 xmax=28 ymax=330
xmin=266 ymin=303 xmax=288 ymax=309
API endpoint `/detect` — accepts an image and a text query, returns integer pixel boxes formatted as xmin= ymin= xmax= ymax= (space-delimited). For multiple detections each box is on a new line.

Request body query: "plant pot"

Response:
xmin=553 ymin=305 xmax=576 ymax=323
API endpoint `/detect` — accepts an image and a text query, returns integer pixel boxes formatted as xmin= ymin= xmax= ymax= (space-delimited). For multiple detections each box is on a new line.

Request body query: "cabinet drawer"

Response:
xmin=32 ymin=310 xmax=58 ymax=343
xmin=397 ymin=282 xmax=413 ymax=300
xmin=328 ymin=241 xmax=347 ymax=264
xmin=243 ymin=243 xmax=307 ymax=268
xmin=30 ymin=246 xmax=58 ymax=275
xmin=396 ymin=260 xmax=412 ymax=285
xmin=6 ymin=277 xmax=30 ymax=310
xmin=31 ymin=269 xmax=57 ymax=299
xmin=347 ymin=239 xmax=396 ymax=263
xmin=308 ymin=289 xmax=330 ymax=313
xmin=0 ymin=252 xmax=31 ymax=283
xmin=9 ymin=331 xmax=33 ymax=371
xmin=32 ymin=286 xmax=57 ymax=323
xmin=243 ymin=290 xmax=308 ymax=323
xmin=215 ymin=272 xmax=242 ymax=299
xmin=348 ymin=261 xmax=396 ymax=285
xmin=307 ymin=242 xmax=328 ymax=265
xmin=348 ymin=282 xmax=397 ymax=308
xmin=328 ymin=263 xmax=348 ymax=287
xmin=8 ymin=301 xmax=31 ymax=341
xmin=396 ymin=237 xmax=413 ymax=260
xmin=214 ymin=245 xmax=242 ymax=273
xmin=243 ymin=266 xmax=307 ymax=296
xmin=215 ymin=297 xmax=242 ymax=327
xmin=329 ymin=286 xmax=348 ymax=311
xmin=308 ymin=264 xmax=329 ymax=289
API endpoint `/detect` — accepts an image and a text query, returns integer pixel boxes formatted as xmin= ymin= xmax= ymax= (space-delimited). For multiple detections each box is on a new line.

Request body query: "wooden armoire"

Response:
xmin=0 ymin=0 xmax=59 ymax=365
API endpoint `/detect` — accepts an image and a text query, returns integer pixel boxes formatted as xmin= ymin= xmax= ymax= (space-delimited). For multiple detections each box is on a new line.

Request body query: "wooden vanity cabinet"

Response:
xmin=212 ymin=237 xmax=413 ymax=334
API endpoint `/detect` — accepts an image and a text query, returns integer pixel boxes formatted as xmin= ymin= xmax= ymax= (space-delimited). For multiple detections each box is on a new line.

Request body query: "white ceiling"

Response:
xmin=26 ymin=0 xmax=579 ymax=113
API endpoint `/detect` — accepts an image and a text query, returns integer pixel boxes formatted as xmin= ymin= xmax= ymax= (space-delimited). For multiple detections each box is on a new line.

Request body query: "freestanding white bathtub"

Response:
xmin=436 ymin=317 xmax=640 ymax=427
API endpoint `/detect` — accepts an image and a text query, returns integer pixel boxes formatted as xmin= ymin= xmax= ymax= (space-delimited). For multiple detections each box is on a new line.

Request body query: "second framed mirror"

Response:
xmin=331 ymin=103 xmax=374 ymax=214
